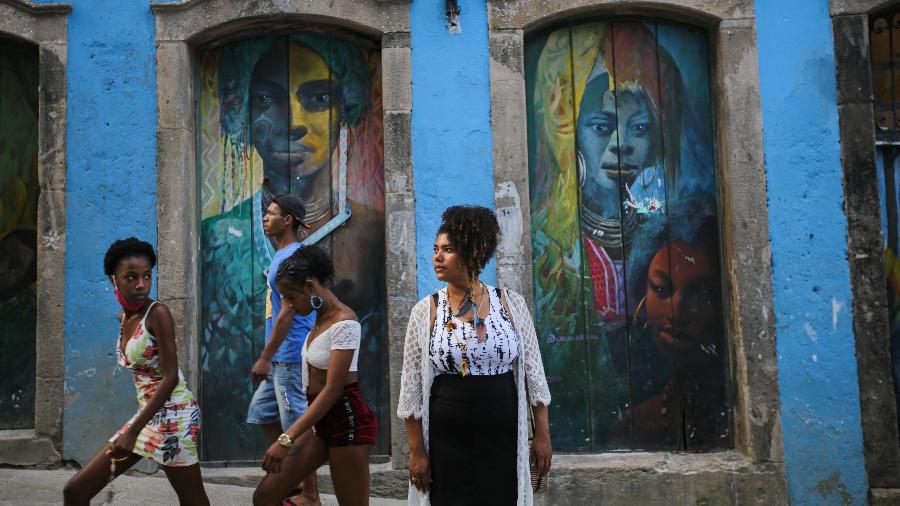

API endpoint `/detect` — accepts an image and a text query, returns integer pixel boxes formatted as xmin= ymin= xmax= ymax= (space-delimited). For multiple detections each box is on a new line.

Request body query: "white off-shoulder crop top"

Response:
xmin=302 ymin=320 xmax=361 ymax=388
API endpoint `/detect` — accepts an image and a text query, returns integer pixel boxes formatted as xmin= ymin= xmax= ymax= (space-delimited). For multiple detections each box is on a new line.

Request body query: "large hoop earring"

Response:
xmin=577 ymin=150 xmax=587 ymax=188
xmin=309 ymin=295 xmax=324 ymax=310
xmin=633 ymin=295 xmax=649 ymax=333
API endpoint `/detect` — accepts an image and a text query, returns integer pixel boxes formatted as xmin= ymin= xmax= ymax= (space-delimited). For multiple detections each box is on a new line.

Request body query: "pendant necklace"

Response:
xmin=445 ymin=284 xmax=486 ymax=377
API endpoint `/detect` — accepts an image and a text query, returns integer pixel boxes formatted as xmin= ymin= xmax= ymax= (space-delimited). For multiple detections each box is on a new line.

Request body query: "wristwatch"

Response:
xmin=277 ymin=433 xmax=295 ymax=448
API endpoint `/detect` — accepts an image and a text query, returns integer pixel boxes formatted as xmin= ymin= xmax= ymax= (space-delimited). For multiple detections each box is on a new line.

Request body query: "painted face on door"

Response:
xmin=249 ymin=42 xmax=341 ymax=194
xmin=644 ymin=240 xmax=721 ymax=368
xmin=577 ymin=83 xmax=657 ymax=198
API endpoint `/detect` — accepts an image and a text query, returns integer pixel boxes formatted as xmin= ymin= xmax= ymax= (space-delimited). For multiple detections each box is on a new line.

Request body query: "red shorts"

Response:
xmin=308 ymin=383 xmax=377 ymax=447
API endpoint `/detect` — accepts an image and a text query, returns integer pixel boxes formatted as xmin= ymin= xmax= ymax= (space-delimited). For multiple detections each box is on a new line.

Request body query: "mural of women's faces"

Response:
xmin=197 ymin=34 xmax=387 ymax=460
xmin=526 ymin=21 xmax=728 ymax=451
xmin=0 ymin=40 xmax=39 ymax=430
xmin=875 ymin=147 xmax=900 ymax=434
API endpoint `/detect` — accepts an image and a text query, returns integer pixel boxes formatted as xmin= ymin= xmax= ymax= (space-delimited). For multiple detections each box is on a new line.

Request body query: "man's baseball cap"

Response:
xmin=272 ymin=194 xmax=311 ymax=229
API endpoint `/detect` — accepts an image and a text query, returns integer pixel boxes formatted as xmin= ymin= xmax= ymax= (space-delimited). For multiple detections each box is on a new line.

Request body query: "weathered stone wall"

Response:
xmin=830 ymin=0 xmax=900 ymax=500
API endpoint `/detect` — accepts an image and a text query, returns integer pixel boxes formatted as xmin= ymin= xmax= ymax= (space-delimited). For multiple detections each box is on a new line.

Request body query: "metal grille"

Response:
xmin=871 ymin=9 xmax=900 ymax=131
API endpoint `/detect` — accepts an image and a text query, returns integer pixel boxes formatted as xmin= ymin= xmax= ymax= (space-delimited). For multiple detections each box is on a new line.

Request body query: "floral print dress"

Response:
xmin=108 ymin=301 xmax=200 ymax=466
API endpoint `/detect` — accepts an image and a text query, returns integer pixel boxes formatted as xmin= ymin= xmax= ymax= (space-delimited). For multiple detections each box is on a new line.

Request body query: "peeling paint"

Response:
xmin=811 ymin=471 xmax=854 ymax=505
xmin=803 ymin=322 xmax=819 ymax=343
xmin=832 ymin=297 xmax=844 ymax=330
xmin=388 ymin=211 xmax=411 ymax=256
xmin=495 ymin=181 xmax=523 ymax=259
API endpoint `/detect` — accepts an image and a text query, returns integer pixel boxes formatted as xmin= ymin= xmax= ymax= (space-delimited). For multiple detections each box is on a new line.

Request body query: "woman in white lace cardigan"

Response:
xmin=397 ymin=206 xmax=552 ymax=505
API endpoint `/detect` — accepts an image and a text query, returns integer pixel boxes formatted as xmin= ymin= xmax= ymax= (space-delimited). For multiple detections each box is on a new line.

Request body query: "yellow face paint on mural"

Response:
xmin=249 ymin=42 xmax=340 ymax=194
xmin=288 ymin=43 xmax=340 ymax=176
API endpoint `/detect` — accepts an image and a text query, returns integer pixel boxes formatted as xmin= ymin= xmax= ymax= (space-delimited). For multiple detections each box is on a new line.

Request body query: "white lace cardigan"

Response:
xmin=397 ymin=288 xmax=552 ymax=505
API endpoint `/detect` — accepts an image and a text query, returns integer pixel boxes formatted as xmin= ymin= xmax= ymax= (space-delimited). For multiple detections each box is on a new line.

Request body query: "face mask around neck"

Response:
xmin=111 ymin=276 xmax=146 ymax=313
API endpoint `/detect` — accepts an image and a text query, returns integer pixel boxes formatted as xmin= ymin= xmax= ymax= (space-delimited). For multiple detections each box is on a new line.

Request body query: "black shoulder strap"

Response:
xmin=429 ymin=292 xmax=440 ymax=335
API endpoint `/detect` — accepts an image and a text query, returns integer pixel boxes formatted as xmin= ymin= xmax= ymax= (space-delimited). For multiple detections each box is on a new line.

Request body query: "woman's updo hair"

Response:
xmin=103 ymin=237 xmax=157 ymax=276
xmin=437 ymin=205 xmax=501 ymax=278
xmin=276 ymin=245 xmax=335 ymax=288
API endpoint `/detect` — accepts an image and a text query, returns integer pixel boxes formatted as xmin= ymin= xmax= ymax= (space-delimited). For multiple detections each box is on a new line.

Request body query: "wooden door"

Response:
xmin=525 ymin=21 xmax=730 ymax=451
xmin=196 ymin=33 xmax=388 ymax=460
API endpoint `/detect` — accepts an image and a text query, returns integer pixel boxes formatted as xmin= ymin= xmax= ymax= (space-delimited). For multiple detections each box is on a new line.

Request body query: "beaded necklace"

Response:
xmin=444 ymin=283 xmax=486 ymax=376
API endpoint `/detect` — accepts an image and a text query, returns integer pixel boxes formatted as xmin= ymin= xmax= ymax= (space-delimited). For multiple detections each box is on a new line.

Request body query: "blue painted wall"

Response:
xmin=22 ymin=0 xmax=875 ymax=489
xmin=755 ymin=0 xmax=868 ymax=503
xmin=38 ymin=0 xmax=160 ymax=463
xmin=410 ymin=0 xmax=496 ymax=297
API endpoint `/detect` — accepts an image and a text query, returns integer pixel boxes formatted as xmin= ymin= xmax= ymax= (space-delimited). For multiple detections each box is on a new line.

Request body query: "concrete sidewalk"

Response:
xmin=0 ymin=468 xmax=406 ymax=505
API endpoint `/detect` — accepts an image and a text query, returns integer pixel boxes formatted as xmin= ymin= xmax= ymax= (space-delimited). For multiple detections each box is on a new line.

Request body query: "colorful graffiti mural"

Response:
xmin=197 ymin=34 xmax=387 ymax=460
xmin=525 ymin=21 xmax=729 ymax=451
xmin=0 ymin=40 xmax=39 ymax=430
xmin=872 ymin=10 xmax=900 ymax=436
xmin=876 ymin=147 xmax=900 ymax=434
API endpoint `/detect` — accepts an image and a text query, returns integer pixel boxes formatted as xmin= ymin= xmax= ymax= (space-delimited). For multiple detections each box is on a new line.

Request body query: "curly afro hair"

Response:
xmin=275 ymin=245 xmax=335 ymax=289
xmin=437 ymin=205 xmax=501 ymax=279
xmin=103 ymin=237 xmax=157 ymax=276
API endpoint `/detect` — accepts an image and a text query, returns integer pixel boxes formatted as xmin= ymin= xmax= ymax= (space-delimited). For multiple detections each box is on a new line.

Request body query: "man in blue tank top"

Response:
xmin=247 ymin=193 xmax=319 ymax=502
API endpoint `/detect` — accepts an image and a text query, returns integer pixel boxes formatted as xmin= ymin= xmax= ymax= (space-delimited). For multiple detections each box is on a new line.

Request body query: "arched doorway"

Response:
xmin=196 ymin=32 xmax=388 ymax=460
xmin=525 ymin=20 xmax=729 ymax=452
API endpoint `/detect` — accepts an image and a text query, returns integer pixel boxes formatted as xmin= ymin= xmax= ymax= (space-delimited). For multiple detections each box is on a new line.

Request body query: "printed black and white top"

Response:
xmin=429 ymin=285 xmax=519 ymax=375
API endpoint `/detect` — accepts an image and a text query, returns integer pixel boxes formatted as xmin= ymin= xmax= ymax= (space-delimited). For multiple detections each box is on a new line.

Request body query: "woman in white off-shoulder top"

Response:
xmin=398 ymin=206 xmax=553 ymax=506
xmin=253 ymin=245 xmax=376 ymax=506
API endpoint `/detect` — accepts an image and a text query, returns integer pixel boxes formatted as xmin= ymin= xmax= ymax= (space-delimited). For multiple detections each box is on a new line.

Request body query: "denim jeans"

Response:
xmin=246 ymin=361 xmax=306 ymax=430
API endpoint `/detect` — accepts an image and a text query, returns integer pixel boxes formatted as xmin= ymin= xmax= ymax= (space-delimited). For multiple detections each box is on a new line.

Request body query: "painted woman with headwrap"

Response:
xmin=527 ymin=21 xmax=719 ymax=447
xmin=531 ymin=22 xmax=687 ymax=337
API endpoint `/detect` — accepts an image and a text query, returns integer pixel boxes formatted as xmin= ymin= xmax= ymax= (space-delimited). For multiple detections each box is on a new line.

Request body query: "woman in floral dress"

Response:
xmin=63 ymin=238 xmax=209 ymax=505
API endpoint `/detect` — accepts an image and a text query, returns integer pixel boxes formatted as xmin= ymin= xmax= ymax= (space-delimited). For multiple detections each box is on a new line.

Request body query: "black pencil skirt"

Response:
xmin=428 ymin=372 xmax=518 ymax=506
